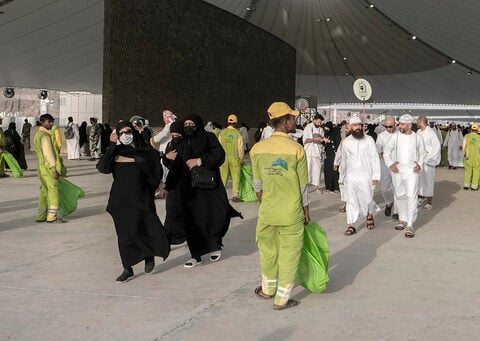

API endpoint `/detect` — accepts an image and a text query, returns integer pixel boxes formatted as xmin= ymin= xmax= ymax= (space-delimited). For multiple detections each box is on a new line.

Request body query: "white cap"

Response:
xmin=399 ymin=114 xmax=414 ymax=124
xmin=349 ymin=115 xmax=362 ymax=124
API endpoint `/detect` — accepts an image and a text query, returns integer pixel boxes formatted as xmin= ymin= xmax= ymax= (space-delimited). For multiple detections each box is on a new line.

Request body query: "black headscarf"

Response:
xmin=170 ymin=120 xmax=184 ymax=134
xmin=183 ymin=114 xmax=204 ymax=136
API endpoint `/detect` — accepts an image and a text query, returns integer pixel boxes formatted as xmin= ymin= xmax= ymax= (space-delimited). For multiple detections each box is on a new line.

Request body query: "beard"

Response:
xmin=352 ymin=129 xmax=364 ymax=139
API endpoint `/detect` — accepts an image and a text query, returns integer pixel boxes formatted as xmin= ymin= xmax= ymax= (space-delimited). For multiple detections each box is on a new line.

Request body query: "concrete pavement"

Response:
xmin=0 ymin=154 xmax=479 ymax=340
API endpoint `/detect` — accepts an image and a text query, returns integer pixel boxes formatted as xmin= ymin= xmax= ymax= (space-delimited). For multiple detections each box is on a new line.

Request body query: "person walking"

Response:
xmin=416 ymin=116 xmax=442 ymax=209
xmin=96 ymin=121 xmax=170 ymax=283
xmin=339 ymin=116 xmax=381 ymax=236
xmin=383 ymin=114 xmax=426 ymax=238
xmin=239 ymin=122 xmax=250 ymax=152
xmin=303 ymin=114 xmax=329 ymax=192
xmin=4 ymin=122 xmax=28 ymax=170
xmin=376 ymin=116 xmax=397 ymax=217
xmin=462 ymin=123 xmax=480 ymax=191
xmin=34 ymin=114 xmax=62 ymax=223
xmin=65 ymin=116 xmax=80 ymax=160
xmin=0 ymin=117 xmax=6 ymax=178
xmin=88 ymin=117 xmax=101 ymax=160
xmin=443 ymin=122 xmax=464 ymax=169
xmin=250 ymin=102 xmax=310 ymax=310
xmin=21 ymin=119 xmax=32 ymax=151
xmin=219 ymin=114 xmax=244 ymax=202
xmin=323 ymin=121 xmax=340 ymax=192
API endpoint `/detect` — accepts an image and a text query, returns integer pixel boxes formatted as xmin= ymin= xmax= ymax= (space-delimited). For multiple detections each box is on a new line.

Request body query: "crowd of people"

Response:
xmin=2 ymin=103 xmax=480 ymax=312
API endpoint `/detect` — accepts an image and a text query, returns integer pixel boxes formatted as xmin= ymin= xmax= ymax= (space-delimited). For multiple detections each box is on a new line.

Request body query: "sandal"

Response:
xmin=366 ymin=215 xmax=375 ymax=230
xmin=273 ymin=299 xmax=299 ymax=311
xmin=209 ymin=251 xmax=221 ymax=262
xmin=344 ymin=226 xmax=356 ymax=236
xmin=254 ymin=286 xmax=274 ymax=300
xmin=184 ymin=258 xmax=202 ymax=268
xmin=405 ymin=227 xmax=415 ymax=238
xmin=395 ymin=223 xmax=405 ymax=231
xmin=339 ymin=206 xmax=346 ymax=213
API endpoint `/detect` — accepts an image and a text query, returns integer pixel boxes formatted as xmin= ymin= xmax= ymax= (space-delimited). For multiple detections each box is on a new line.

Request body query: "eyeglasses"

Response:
xmin=384 ymin=125 xmax=394 ymax=129
xmin=118 ymin=129 xmax=132 ymax=135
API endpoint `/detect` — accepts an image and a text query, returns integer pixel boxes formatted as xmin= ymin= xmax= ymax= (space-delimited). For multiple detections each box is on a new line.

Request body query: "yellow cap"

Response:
xmin=267 ymin=102 xmax=299 ymax=119
xmin=228 ymin=114 xmax=238 ymax=123
xmin=472 ymin=122 xmax=479 ymax=132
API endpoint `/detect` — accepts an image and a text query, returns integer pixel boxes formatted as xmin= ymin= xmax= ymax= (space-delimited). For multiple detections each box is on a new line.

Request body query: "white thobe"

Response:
xmin=303 ymin=122 xmax=324 ymax=187
xmin=418 ymin=127 xmax=441 ymax=197
xmin=384 ymin=132 xmax=426 ymax=226
xmin=443 ymin=130 xmax=464 ymax=167
xmin=376 ymin=130 xmax=395 ymax=206
xmin=153 ymin=122 xmax=173 ymax=182
xmin=66 ymin=123 xmax=80 ymax=160
xmin=260 ymin=126 xmax=274 ymax=140
xmin=434 ymin=126 xmax=443 ymax=144
xmin=334 ymin=141 xmax=347 ymax=202
xmin=339 ymin=135 xmax=381 ymax=225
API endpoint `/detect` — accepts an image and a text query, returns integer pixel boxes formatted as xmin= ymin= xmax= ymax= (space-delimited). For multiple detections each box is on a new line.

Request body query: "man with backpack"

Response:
xmin=65 ymin=116 xmax=80 ymax=160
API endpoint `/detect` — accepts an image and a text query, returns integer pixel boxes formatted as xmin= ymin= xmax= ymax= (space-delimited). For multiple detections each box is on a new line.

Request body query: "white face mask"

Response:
xmin=119 ymin=134 xmax=134 ymax=145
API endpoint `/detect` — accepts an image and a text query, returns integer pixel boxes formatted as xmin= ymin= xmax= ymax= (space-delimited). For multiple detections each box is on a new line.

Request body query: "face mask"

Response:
xmin=184 ymin=126 xmax=196 ymax=136
xmin=119 ymin=134 xmax=134 ymax=145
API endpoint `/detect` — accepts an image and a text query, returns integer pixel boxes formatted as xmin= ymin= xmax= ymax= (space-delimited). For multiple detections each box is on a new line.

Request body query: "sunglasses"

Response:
xmin=384 ymin=125 xmax=394 ymax=129
xmin=118 ymin=129 xmax=132 ymax=135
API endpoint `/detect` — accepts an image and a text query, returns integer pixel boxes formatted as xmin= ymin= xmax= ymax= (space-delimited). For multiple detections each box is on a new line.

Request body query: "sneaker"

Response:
xmin=184 ymin=258 xmax=202 ymax=268
xmin=392 ymin=213 xmax=399 ymax=220
xmin=423 ymin=204 xmax=433 ymax=210
xmin=384 ymin=204 xmax=393 ymax=217
xmin=115 ymin=268 xmax=134 ymax=283
xmin=145 ymin=257 xmax=155 ymax=274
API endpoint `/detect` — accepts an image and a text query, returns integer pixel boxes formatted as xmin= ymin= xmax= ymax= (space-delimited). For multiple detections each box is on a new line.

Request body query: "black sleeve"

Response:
xmin=200 ymin=132 xmax=226 ymax=169
xmin=96 ymin=142 xmax=117 ymax=174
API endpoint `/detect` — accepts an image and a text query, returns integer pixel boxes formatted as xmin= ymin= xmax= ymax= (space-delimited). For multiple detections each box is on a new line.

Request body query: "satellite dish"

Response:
xmin=353 ymin=78 xmax=372 ymax=101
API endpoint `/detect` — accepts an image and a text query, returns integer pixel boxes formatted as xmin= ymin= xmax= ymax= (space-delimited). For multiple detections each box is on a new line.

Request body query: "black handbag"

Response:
xmin=191 ymin=166 xmax=217 ymax=189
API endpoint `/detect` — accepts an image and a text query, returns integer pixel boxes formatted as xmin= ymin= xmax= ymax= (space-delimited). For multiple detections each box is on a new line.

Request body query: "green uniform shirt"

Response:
xmin=218 ymin=126 xmax=243 ymax=159
xmin=250 ymin=132 xmax=308 ymax=226
xmin=464 ymin=132 xmax=480 ymax=160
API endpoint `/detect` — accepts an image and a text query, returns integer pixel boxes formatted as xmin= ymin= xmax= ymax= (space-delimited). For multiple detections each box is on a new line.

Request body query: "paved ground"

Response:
xmin=1 ymin=153 xmax=479 ymax=340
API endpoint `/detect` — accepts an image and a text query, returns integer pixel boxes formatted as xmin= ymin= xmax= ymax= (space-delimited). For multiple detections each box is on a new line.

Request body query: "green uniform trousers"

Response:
xmin=36 ymin=165 xmax=59 ymax=222
xmin=220 ymin=157 xmax=241 ymax=197
xmin=256 ymin=220 xmax=304 ymax=306
xmin=464 ymin=158 xmax=480 ymax=190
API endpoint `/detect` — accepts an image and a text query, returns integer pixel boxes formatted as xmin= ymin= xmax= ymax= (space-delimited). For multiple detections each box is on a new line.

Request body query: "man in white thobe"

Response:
xmin=417 ymin=116 xmax=441 ymax=210
xmin=66 ymin=116 xmax=80 ymax=160
xmin=153 ymin=110 xmax=177 ymax=183
xmin=339 ymin=116 xmax=380 ymax=235
xmin=376 ymin=116 xmax=396 ymax=217
xmin=443 ymin=123 xmax=464 ymax=169
xmin=334 ymin=123 xmax=351 ymax=213
xmin=260 ymin=122 xmax=274 ymax=140
xmin=383 ymin=114 xmax=426 ymax=238
xmin=429 ymin=121 xmax=443 ymax=145
xmin=303 ymin=114 xmax=329 ymax=192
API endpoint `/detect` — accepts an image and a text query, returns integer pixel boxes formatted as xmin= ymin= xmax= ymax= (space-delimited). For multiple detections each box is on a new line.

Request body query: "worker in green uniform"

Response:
xmin=34 ymin=114 xmax=62 ymax=223
xmin=0 ymin=117 xmax=6 ymax=178
xmin=219 ymin=114 xmax=244 ymax=202
xmin=463 ymin=123 xmax=480 ymax=190
xmin=249 ymin=102 xmax=310 ymax=311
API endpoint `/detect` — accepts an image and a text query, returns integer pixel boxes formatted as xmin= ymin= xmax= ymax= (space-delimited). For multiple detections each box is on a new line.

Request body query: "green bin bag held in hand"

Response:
xmin=239 ymin=164 xmax=257 ymax=202
xmin=297 ymin=221 xmax=330 ymax=292
xmin=58 ymin=178 xmax=85 ymax=217
xmin=2 ymin=151 xmax=23 ymax=177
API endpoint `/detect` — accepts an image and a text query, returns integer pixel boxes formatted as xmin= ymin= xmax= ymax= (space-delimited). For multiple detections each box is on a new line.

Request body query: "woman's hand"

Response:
xmin=110 ymin=130 xmax=118 ymax=143
xmin=186 ymin=158 xmax=201 ymax=170
xmin=166 ymin=150 xmax=177 ymax=160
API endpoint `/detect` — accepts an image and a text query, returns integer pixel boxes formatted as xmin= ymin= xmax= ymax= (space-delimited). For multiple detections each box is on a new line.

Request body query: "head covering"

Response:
xmin=471 ymin=122 xmax=479 ymax=132
xmin=163 ymin=110 xmax=177 ymax=124
xmin=267 ymin=102 xmax=299 ymax=119
xmin=170 ymin=120 xmax=184 ymax=134
xmin=129 ymin=115 xmax=145 ymax=127
xmin=349 ymin=115 xmax=362 ymax=124
xmin=115 ymin=120 xmax=146 ymax=148
xmin=227 ymin=114 xmax=238 ymax=124
xmin=399 ymin=114 xmax=414 ymax=124
xmin=8 ymin=122 xmax=16 ymax=130
xmin=324 ymin=121 xmax=333 ymax=130
xmin=184 ymin=114 xmax=204 ymax=134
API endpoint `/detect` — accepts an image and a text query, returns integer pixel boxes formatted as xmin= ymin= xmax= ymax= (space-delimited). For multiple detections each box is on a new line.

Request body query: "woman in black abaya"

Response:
xmin=163 ymin=114 xmax=241 ymax=268
xmin=96 ymin=121 xmax=170 ymax=283
xmin=323 ymin=121 xmax=341 ymax=192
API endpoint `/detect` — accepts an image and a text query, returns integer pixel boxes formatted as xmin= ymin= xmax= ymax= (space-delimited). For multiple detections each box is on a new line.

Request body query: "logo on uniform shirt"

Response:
xmin=272 ymin=158 xmax=288 ymax=171
xmin=228 ymin=133 xmax=235 ymax=139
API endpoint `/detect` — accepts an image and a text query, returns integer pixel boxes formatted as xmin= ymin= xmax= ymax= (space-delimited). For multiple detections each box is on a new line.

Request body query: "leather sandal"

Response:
xmin=254 ymin=286 xmax=274 ymax=299
xmin=366 ymin=215 xmax=375 ymax=230
xmin=273 ymin=299 xmax=299 ymax=311
xmin=344 ymin=226 xmax=356 ymax=236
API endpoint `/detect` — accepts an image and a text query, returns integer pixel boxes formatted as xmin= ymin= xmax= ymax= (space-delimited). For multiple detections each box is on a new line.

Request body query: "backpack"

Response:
xmin=64 ymin=125 xmax=74 ymax=139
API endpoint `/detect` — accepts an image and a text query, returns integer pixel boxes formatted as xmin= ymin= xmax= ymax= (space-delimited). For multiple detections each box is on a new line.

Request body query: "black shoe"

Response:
xmin=392 ymin=213 xmax=399 ymax=220
xmin=384 ymin=204 xmax=393 ymax=217
xmin=145 ymin=257 xmax=155 ymax=274
xmin=453 ymin=167 xmax=457 ymax=170
xmin=115 ymin=268 xmax=134 ymax=283
xmin=464 ymin=187 xmax=470 ymax=190
xmin=472 ymin=188 xmax=479 ymax=191
xmin=448 ymin=166 xmax=452 ymax=170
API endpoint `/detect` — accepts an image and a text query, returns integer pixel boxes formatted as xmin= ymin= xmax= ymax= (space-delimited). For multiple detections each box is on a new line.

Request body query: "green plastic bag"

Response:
xmin=239 ymin=164 xmax=257 ymax=202
xmin=297 ymin=221 xmax=330 ymax=292
xmin=58 ymin=178 xmax=85 ymax=217
xmin=2 ymin=151 xmax=23 ymax=177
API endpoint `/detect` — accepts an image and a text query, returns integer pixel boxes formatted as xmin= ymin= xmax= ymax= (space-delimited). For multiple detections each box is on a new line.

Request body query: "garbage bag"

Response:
xmin=297 ymin=221 xmax=329 ymax=292
xmin=2 ymin=151 xmax=23 ymax=177
xmin=58 ymin=177 xmax=85 ymax=217
xmin=239 ymin=164 xmax=257 ymax=202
